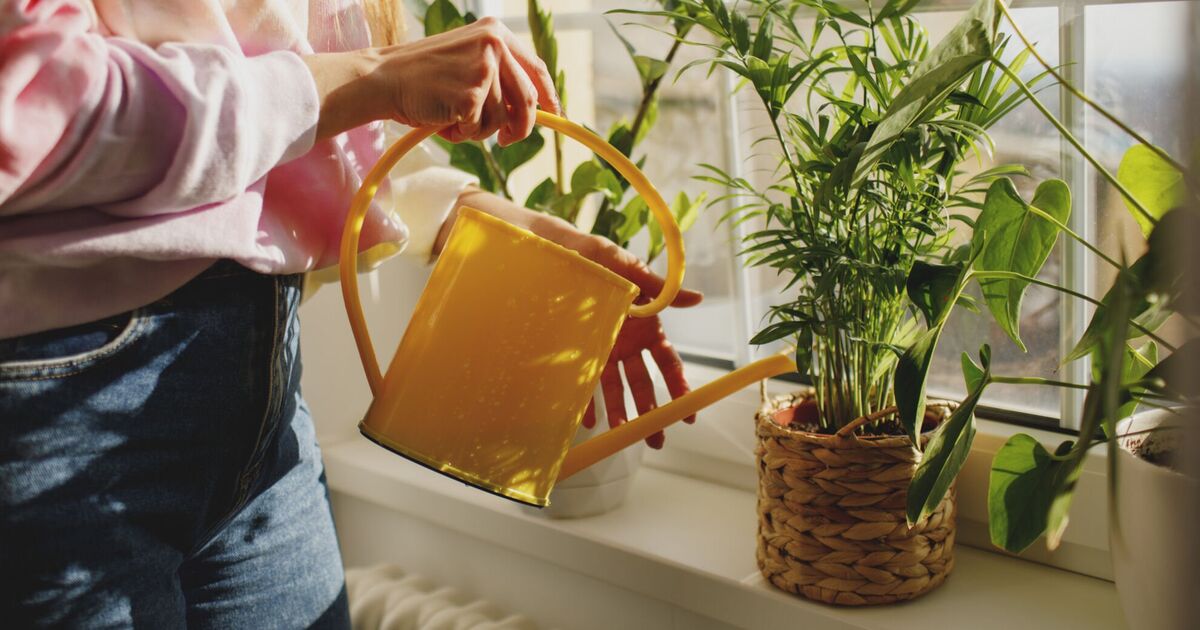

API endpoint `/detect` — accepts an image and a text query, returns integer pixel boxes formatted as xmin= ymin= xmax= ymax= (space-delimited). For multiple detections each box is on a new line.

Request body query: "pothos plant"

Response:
xmin=419 ymin=0 xmax=706 ymax=263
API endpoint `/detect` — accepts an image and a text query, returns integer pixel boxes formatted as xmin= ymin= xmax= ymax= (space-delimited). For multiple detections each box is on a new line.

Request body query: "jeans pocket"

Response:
xmin=0 ymin=310 xmax=145 ymax=381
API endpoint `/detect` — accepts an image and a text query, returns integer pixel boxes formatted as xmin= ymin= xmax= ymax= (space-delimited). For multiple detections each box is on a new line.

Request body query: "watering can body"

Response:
xmin=342 ymin=112 xmax=794 ymax=507
xmin=359 ymin=207 xmax=638 ymax=505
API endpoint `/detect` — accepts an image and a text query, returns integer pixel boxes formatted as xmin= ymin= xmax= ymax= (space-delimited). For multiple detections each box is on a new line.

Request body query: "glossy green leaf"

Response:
xmin=1116 ymin=144 xmax=1185 ymax=236
xmin=878 ymin=0 xmax=923 ymax=20
xmin=491 ymin=131 xmax=544 ymax=174
xmin=633 ymin=55 xmax=670 ymax=89
xmin=424 ymin=0 xmax=464 ymax=36
xmin=988 ymin=435 xmax=1077 ymax=553
xmin=1065 ymin=254 xmax=1169 ymax=363
xmin=437 ymin=140 xmax=497 ymax=193
xmin=569 ymin=161 xmax=621 ymax=200
xmin=528 ymin=0 xmax=558 ymax=81
xmin=907 ymin=346 xmax=990 ymax=525
xmin=524 ymin=177 xmax=558 ymax=212
xmin=973 ymin=178 xmax=1071 ymax=351
xmin=1113 ymin=341 xmax=1158 ymax=426
xmin=591 ymin=208 xmax=626 ymax=244
xmin=906 ymin=260 xmax=966 ymax=328
xmin=895 ymin=326 xmax=942 ymax=446
xmin=614 ymin=196 xmax=649 ymax=246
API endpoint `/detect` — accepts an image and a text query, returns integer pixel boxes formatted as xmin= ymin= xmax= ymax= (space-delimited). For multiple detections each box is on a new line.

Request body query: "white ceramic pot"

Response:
xmin=1111 ymin=409 xmax=1198 ymax=630
xmin=529 ymin=388 xmax=645 ymax=519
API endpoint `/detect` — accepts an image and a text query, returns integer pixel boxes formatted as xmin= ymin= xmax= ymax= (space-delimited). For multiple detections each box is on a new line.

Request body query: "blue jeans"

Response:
xmin=0 ymin=261 xmax=351 ymax=629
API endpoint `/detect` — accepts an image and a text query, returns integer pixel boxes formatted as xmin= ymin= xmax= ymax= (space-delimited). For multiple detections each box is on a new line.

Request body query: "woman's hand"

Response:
xmin=447 ymin=188 xmax=703 ymax=449
xmin=303 ymin=17 xmax=558 ymax=144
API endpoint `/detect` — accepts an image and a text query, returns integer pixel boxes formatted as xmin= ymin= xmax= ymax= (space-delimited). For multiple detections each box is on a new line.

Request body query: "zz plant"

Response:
xmin=421 ymin=0 xmax=706 ymax=263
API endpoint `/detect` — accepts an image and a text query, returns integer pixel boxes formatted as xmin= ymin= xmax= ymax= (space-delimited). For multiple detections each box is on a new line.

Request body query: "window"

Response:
xmin=463 ymin=0 xmax=1189 ymax=432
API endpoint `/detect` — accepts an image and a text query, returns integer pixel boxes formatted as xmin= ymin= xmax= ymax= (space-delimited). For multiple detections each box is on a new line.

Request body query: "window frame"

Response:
xmin=469 ymin=0 xmax=1182 ymax=433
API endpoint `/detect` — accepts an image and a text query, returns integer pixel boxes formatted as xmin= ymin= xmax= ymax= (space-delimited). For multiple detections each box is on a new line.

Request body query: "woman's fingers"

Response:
xmin=622 ymin=354 xmax=667 ymax=449
xmin=622 ymin=353 xmax=658 ymax=416
xmin=582 ymin=398 xmax=597 ymax=430
xmin=649 ymin=338 xmax=695 ymax=424
xmin=599 ymin=364 xmax=627 ymax=429
xmin=572 ymin=235 xmax=703 ymax=307
xmin=500 ymin=28 xmax=560 ymax=115
xmin=496 ymin=46 xmax=537 ymax=146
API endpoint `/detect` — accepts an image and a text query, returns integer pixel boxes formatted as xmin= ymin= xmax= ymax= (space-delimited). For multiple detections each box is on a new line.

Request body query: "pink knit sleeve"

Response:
xmin=0 ymin=0 xmax=319 ymax=217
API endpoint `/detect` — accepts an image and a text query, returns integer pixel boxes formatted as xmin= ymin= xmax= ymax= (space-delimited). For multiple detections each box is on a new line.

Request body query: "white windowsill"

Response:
xmin=641 ymin=361 xmax=1115 ymax=580
xmin=323 ymin=438 xmax=1124 ymax=630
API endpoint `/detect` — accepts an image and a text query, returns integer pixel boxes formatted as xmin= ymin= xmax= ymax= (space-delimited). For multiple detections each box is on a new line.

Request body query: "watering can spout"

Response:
xmin=556 ymin=352 xmax=796 ymax=481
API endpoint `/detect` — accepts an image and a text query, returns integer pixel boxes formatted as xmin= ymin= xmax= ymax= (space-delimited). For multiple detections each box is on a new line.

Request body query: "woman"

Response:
xmin=0 ymin=1 xmax=700 ymax=627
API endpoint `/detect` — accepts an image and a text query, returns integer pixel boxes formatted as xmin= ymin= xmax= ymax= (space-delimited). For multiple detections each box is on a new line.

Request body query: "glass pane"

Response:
xmin=1086 ymin=1 xmax=1190 ymax=345
xmin=927 ymin=7 xmax=1063 ymax=416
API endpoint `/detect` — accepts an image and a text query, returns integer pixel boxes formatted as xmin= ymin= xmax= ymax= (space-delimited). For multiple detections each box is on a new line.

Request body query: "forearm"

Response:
xmin=301 ymin=49 xmax=387 ymax=142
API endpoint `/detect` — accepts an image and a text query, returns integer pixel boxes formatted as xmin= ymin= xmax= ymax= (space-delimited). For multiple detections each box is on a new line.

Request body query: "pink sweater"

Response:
xmin=0 ymin=0 xmax=474 ymax=338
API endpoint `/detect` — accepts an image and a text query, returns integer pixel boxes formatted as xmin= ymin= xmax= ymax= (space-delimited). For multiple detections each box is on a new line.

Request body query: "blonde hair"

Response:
xmin=364 ymin=0 xmax=407 ymax=46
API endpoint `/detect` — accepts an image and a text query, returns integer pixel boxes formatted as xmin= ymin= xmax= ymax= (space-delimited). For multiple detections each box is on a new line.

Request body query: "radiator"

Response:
xmin=345 ymin=565 xmax=542 ymax=630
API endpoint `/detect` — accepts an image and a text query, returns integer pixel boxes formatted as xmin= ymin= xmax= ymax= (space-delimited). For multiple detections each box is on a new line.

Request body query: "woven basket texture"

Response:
xmin=755 ymin=392 xmax=956 ymax=606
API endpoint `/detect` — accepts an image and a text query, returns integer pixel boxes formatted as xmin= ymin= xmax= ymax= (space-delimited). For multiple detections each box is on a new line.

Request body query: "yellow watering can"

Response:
xmin=341 ymin=111 xmax=794 ymax=507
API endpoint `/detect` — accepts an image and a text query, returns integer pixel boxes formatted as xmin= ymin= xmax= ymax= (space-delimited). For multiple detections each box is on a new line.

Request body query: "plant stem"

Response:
xmin=994 ymin=62 xmax=1160 ymax=229
xmin=969 ymin=269 xmax=1178 ymax=350
xmin=593 ymin=36 xmax=685 ymax=227
xmin=476 ymin=141 xmax=513 ymax=200
xmin=995 ymin=0 xmax=1186 ymax=173
xmin=1025 ymin=204 xmax=1121 ymax=270
xmin=989 ymin=375 xmax=1089 ymax=389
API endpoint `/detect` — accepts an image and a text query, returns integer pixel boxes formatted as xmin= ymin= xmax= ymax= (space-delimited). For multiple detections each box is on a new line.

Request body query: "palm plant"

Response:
xmin=624 ymin=0 xmax=1045 ymax=435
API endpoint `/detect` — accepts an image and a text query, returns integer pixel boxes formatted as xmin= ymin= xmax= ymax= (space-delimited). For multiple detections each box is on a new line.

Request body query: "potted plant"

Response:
xmin=421 ymin=0 xmax=705 ymax=517
xmin=640 ymin=0 xmax=1053 ymax=605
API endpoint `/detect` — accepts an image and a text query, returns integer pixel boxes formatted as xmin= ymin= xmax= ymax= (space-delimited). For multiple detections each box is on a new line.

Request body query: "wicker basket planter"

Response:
xmin=755 ymin=392 xmax=956 ymax=606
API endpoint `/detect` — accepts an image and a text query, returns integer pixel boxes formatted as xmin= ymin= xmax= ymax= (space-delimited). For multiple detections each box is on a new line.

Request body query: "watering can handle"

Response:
xmin=340 ymin=111 xmax=686 ymax=396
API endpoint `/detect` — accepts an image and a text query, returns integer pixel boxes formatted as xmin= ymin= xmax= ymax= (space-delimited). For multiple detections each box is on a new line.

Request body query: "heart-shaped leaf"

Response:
xmin=988 ymin=435 xmax=1078 ymax=553
xmin=1116 ymin=144 xmax=1185 ymax=236
xmin=973 ymin=178 xmax=1071 ymax=351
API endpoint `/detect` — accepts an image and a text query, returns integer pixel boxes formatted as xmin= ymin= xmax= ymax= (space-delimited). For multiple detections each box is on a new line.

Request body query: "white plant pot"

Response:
xmin=529 ymin=389 xmax=645 ymax=519
xmin=1111 ymin=409 xmax=1198 ymax=630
